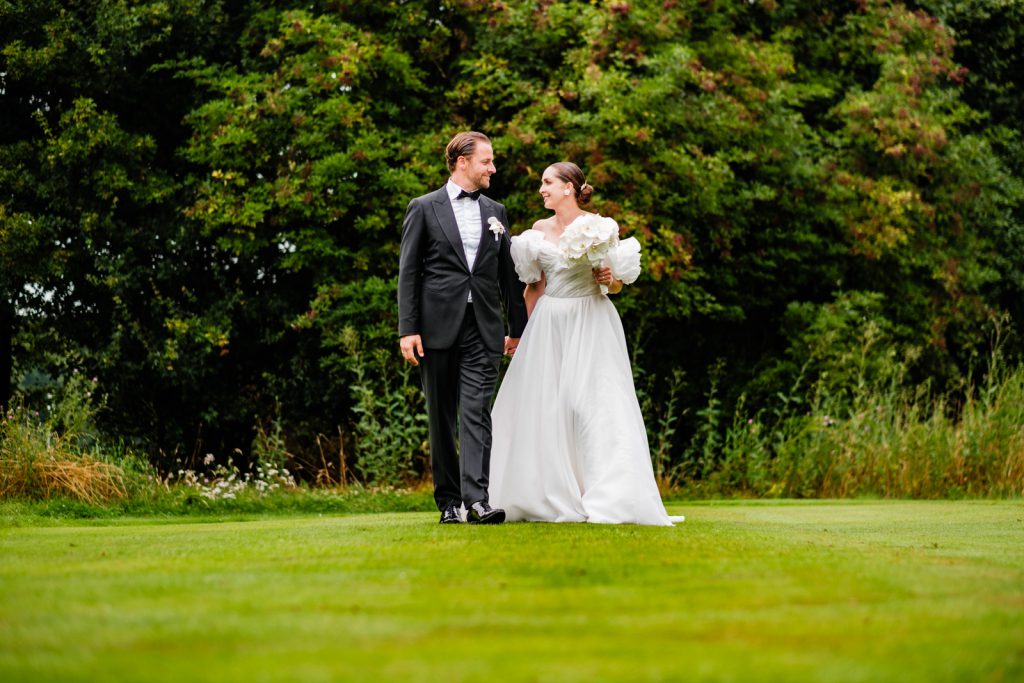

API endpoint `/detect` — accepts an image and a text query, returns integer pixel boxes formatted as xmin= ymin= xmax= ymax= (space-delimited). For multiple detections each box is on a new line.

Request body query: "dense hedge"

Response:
xmin=2 ymin=0 xmax=1022 ymax=484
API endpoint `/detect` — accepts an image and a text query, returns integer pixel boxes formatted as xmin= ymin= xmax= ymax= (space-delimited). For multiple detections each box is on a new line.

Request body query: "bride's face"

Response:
xmin=539 ymin=168 xmax=574 ymax=210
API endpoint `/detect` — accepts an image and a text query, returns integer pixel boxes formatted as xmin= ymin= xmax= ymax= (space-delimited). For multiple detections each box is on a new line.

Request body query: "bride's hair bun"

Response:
xmin=578 ymin=182 xmax=594 ymax=206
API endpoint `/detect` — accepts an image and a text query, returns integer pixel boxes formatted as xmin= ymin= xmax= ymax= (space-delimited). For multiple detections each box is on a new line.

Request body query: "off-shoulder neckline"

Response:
xmin=521 ymin=229 xmax=555 ymax=248
xmin=527 ymin=213 xmax=601 ymax=247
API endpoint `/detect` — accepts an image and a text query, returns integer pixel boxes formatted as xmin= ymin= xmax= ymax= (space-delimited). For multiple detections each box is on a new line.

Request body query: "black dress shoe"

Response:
xmin=439 ymin=502 xmax=462 ymax=525
xmin=467 ymin=501 xmax=505 ymax=525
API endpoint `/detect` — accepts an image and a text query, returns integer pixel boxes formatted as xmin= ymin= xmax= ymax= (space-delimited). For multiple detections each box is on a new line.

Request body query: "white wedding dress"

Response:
xmin=488 ymin=219 xmax=683 ymax=526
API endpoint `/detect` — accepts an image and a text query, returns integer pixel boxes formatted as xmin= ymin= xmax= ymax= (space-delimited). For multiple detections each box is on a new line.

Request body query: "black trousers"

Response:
xmin=418 ymin=305 xmax=501 ymax=511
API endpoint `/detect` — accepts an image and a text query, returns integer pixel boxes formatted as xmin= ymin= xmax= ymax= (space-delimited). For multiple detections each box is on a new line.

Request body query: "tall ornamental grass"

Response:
xmin=0 ymin=412 xmax=127 ymax=504
xmin=0 ymin=374 xmax=130 ymax=505
xmin=687 ymin=363 xmax=1024 ymax=499
xmin=0 ymin=373 xmax=163 ymax=505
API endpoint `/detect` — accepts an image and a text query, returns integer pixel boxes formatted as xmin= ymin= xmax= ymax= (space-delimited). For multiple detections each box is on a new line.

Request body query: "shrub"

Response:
xmin=340 ymin=325 xmax=428 ymax=487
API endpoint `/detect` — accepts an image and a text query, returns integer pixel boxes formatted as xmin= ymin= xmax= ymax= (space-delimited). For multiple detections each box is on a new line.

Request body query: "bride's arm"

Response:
xmin=524 ymin=274 xmax=545 ymax=317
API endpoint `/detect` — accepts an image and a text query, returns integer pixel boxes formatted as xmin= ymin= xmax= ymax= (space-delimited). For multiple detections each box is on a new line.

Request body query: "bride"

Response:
xmin=488 ymin=161 xmax=683 ymax=526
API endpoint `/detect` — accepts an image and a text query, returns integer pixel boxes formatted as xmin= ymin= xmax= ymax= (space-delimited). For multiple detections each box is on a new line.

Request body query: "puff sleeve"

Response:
xmin=510 ymin=230 xmax=546 ymax=284
xmin=607 ymin=237 xmax=642 ymax=285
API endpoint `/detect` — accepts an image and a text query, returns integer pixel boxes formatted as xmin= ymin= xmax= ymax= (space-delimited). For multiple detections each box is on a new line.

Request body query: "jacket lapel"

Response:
xmin=430 ymin=187 xmax=469 ymax=272
xmin=472 ymin=198 xmax=495 ymax=272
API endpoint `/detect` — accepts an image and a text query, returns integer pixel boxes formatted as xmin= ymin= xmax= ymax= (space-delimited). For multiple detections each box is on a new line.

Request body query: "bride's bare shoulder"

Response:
xmin=530 ymin=217 xmax=556 ymax=236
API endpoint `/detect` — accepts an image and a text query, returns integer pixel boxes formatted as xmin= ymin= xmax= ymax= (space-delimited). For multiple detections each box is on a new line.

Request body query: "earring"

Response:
xmin=564 ymin=189 xmax=571 ymax=196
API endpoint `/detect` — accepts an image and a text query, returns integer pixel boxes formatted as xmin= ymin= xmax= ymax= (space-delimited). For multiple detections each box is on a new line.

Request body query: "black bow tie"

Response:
xmin=456 ymin=188 xmax=481 ymax=201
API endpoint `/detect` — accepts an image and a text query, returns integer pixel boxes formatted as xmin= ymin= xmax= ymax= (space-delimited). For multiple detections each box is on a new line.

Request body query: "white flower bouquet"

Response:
xmin=559 ymin=214 xmax=621 ymax=293
xmin=559 ymin=214 xmax=618 ymax=266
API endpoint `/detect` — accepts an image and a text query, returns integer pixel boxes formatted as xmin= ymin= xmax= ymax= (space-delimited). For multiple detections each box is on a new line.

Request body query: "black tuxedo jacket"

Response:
xmin=398 ymin=186 xmax=527 ymax=351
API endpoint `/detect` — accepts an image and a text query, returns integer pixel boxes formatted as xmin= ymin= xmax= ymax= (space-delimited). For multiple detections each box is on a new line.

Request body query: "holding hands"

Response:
xmin=504 ymin=336 xmax=520 ymax=356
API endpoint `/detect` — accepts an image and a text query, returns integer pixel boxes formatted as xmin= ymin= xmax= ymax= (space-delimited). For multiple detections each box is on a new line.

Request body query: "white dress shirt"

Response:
xmin=447 ymin=179 xmax=482 ymax=302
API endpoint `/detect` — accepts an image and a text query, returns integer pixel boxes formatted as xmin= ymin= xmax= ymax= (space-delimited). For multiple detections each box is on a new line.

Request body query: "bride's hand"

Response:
xmin=593 ymin=267 xmax=622 ymax=293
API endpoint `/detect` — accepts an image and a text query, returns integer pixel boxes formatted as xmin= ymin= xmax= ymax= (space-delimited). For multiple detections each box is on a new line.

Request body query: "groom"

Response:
xmin=398 ymin=131 xmax=528 ymax=525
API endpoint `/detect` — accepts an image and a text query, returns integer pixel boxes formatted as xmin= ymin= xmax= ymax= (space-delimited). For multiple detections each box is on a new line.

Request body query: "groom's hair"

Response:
xmin=446 ymin=131 xmax=491 ymax=172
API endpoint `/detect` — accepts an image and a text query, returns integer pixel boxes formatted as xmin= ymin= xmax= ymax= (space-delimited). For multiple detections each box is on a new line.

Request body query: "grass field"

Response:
xmin=1 ymin=500 xmax=1023 ymax=682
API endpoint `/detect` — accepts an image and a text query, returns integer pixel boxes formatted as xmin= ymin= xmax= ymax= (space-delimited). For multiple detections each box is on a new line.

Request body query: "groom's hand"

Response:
xmin=400 ymin=334 xmax=425 ymax=366
xmin=504 ymin=337 xmax=520 ymax=356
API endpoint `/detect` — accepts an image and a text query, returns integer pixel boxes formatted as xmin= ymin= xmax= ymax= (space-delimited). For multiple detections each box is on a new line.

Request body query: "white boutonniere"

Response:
xmin=487 ymin=216 xmax=506 ymax=242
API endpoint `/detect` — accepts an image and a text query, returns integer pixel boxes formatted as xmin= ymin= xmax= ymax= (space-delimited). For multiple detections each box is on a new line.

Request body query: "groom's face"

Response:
xmin=460 ymin=143 xmax=496 ymax=190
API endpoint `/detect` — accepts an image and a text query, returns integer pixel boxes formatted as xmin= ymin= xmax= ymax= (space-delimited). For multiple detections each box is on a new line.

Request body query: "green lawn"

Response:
xmin=1 ymin=501 xmax=1022 ymax=682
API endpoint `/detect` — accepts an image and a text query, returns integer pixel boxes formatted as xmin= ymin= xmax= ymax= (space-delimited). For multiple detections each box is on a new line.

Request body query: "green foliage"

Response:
xmin=756 ymin=291 xmax=912 ymax=413
xmin=687 ymin=343 xmax=1024 ymax=499
xmin=643 ymin=367 xmax=687 ymax=491
xmin=2 ymin=0 xmax=1024 ymax=492
xmin=251 ymin=409 xmax=290 ymax=473
xmin=340 ymin=325 xmax=428 ymax=486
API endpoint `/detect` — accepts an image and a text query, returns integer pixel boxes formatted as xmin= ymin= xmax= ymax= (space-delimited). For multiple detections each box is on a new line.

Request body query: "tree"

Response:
xmin=2 ymin=0 xmax=1022 ymax=480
